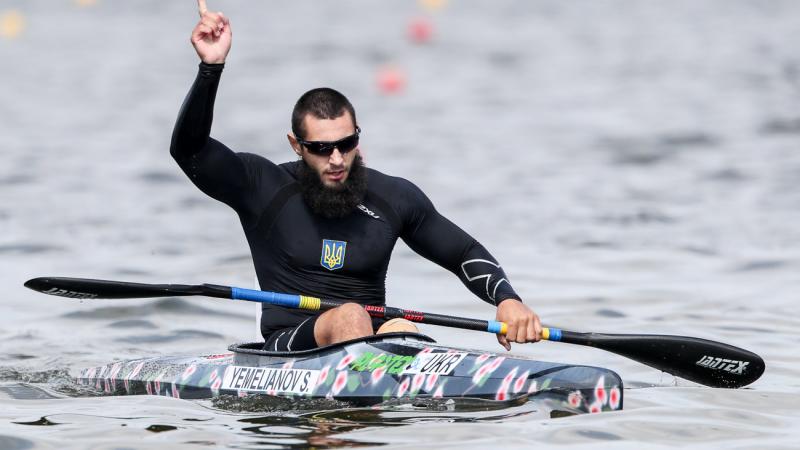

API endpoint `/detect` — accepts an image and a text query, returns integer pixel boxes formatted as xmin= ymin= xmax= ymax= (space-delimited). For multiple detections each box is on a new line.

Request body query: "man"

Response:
xmin=170 ymin=2 xmax=542 ymax=352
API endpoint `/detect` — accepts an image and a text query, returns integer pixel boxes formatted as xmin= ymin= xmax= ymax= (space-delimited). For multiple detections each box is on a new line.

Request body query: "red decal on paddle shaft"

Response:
xmin=404 ymin=310 xmax=424 ymax=322
xmin=364 ymin=305 xmax=385 ymax=317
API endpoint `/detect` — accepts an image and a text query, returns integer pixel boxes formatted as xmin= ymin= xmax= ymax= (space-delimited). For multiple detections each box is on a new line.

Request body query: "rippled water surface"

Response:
xmin=2 ymin=0 xmax=799 ymax=448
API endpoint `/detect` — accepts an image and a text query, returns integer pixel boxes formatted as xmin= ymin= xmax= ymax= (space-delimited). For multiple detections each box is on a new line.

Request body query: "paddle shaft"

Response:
xmin=23 ymin=277 xmax=507 ymax=334
xmin=24 ymin=277 xmax=765 ymax=388
xmin=226 ymin=285 xmax=507 ymax=334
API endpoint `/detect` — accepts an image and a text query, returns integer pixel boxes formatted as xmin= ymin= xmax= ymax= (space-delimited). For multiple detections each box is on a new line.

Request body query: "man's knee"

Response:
xmin=377 ymin=318 xmax=419 ymax=334
xmin=315 ymin=303 xmax=372 ymax=345
xmin=334 ymin=302 xmax=371 ymax=324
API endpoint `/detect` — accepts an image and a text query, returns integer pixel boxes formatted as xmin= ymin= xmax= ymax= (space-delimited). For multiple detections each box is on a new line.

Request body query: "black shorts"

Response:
xmin=263 ymin=315 xmax=320 ymax=352
xmin=263 ymin=316 xmax=388 ymax=352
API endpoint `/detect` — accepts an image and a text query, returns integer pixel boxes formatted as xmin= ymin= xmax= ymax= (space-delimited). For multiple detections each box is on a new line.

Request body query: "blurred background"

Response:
xmin=1 ymin=0 xmax=799 ymax=448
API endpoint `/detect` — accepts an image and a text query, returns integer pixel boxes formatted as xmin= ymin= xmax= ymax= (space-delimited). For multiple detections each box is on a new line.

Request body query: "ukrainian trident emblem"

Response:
xmin=320 ymin=239 xmax=347 ymax=271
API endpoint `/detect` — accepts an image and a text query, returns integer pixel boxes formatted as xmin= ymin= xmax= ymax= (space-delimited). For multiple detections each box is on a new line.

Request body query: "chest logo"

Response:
xmin=357 ymin=204 xmax=381 ymax=220
xmin=321 ymin=239 xmax=347 ymax=271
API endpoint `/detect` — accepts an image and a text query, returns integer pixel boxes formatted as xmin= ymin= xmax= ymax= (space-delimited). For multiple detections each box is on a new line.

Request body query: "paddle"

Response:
xmin=24 ymin=276 xmax=764 ymax=389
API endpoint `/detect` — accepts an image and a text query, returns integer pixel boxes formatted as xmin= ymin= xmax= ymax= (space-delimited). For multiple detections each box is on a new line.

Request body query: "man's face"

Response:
xmin=289 ymin=111 xmax=359 ymax=189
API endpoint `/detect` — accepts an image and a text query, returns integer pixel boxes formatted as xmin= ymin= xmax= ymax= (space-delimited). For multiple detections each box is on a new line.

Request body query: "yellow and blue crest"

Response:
xmin=320 ymin=239 xmax=347 ymax=271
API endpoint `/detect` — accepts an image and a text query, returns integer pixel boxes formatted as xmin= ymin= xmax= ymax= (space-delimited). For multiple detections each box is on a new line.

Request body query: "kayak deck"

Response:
xmin=77 ymin=333 xmax=622 ymax=414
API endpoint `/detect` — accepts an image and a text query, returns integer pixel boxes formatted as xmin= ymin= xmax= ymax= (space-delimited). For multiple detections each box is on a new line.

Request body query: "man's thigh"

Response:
xmin=263 ymin=316 xmax=319 ymax=352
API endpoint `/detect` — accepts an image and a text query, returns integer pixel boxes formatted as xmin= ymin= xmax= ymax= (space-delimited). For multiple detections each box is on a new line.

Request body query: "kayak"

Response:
xmin=77 ymin=332 xmax=623 ymax=414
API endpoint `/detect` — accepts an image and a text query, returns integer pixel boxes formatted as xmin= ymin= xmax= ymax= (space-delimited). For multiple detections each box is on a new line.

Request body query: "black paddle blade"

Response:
xmin=24 ymin=277 xmax=205 ymax=299
xmin=561 ymin=331 xmax=765 ymax=388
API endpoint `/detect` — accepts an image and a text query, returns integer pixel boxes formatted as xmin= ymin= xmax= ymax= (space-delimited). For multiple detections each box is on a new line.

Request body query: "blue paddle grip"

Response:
xmin=486 ymin=321 xmax=504 ymax=334
xmin=231 ymin=287 xmax=300 ymax=308
xmin=547 ymin=327 xmax=563 ymax=341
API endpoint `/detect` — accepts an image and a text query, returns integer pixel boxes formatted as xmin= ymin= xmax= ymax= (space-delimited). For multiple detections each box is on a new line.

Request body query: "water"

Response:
xmin=2 ymin=0 xmax=799 ymax=448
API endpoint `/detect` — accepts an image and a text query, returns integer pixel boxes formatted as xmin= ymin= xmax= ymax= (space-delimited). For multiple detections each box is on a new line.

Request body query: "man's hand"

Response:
xmin=496 ymin=299 xmax=541 ymax=351
xmin=191 ymin=0 xmax=232 ymax=64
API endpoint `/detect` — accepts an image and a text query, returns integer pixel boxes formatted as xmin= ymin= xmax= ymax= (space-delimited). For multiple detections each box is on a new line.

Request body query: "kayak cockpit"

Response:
xmin=230 ymin=332 xmax=436 ymax=366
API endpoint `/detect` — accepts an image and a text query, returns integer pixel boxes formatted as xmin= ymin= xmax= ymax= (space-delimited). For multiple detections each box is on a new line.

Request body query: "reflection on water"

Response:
xmin=234 ymin=403 xmax=553 ymax=449
xmin=12 ymin=417 xmax=59 ymax=427
xmin=238 ymin=414 xmax=384 ymax=449
xmin=2 ymin=383 xmax=562 ymax=450
xmin=2 ymin=380 xmax=799 ymax=448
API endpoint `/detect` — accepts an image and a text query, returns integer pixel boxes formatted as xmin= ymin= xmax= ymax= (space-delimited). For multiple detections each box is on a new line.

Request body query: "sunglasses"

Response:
xmin=296 ymin=127 xmax=361 ymax=157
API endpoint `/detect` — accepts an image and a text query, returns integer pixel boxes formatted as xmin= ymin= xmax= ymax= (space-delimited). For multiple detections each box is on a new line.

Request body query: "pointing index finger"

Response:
xmin=197 ymin=0 xmax=208 ymax=16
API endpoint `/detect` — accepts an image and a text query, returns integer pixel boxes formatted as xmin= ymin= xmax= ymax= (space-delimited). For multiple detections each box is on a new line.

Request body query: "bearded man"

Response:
xmin=170 ymin=2 xmax=541 ymax=352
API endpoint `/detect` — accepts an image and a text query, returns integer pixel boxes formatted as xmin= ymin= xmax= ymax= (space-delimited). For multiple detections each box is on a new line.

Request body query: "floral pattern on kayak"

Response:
xmin=77 ymin=334 xmax=623 ymax=414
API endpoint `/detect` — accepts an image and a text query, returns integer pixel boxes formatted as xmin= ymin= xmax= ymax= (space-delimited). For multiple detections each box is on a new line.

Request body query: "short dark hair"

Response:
xmin=291 ymin=88 xmax=357 ymax=140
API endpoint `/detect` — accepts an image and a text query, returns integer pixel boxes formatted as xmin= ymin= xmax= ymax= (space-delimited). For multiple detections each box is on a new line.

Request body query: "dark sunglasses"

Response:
xmin=297 ymin=127 xmax=361 ymax=156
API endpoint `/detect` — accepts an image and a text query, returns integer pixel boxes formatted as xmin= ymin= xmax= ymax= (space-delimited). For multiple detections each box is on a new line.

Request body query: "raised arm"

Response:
xmin=398 ymin=180 xmax=541 ymax=350
xmin=170 ymin=1 xmax=231 ymax=159
xmin=169 ymin=4 xmax=253 ymax=210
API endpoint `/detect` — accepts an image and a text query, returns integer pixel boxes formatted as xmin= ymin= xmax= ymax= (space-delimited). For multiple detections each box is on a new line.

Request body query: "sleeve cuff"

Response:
xmin=496 ymin=294 xmax=521 ymax=306
xmin=199 ymin=62 xmax=225 ymax=76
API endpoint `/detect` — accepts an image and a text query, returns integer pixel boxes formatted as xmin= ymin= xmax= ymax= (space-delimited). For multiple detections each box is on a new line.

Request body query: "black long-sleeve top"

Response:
xmin=170 ymin=63 xmax=520 ymax=339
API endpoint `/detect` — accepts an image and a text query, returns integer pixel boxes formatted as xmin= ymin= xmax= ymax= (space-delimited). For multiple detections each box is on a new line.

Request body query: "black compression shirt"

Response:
xmin=170 ymin=63 xmax=520 ymax=339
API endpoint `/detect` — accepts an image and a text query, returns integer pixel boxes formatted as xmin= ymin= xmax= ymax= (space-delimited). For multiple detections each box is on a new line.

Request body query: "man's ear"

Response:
xmin=287 ymin=133 xmax=302 ymax=157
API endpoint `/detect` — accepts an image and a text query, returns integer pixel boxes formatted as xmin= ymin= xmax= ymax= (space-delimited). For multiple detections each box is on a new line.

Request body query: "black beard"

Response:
xmin=297 ymin=155 xmax=367 ymax=219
